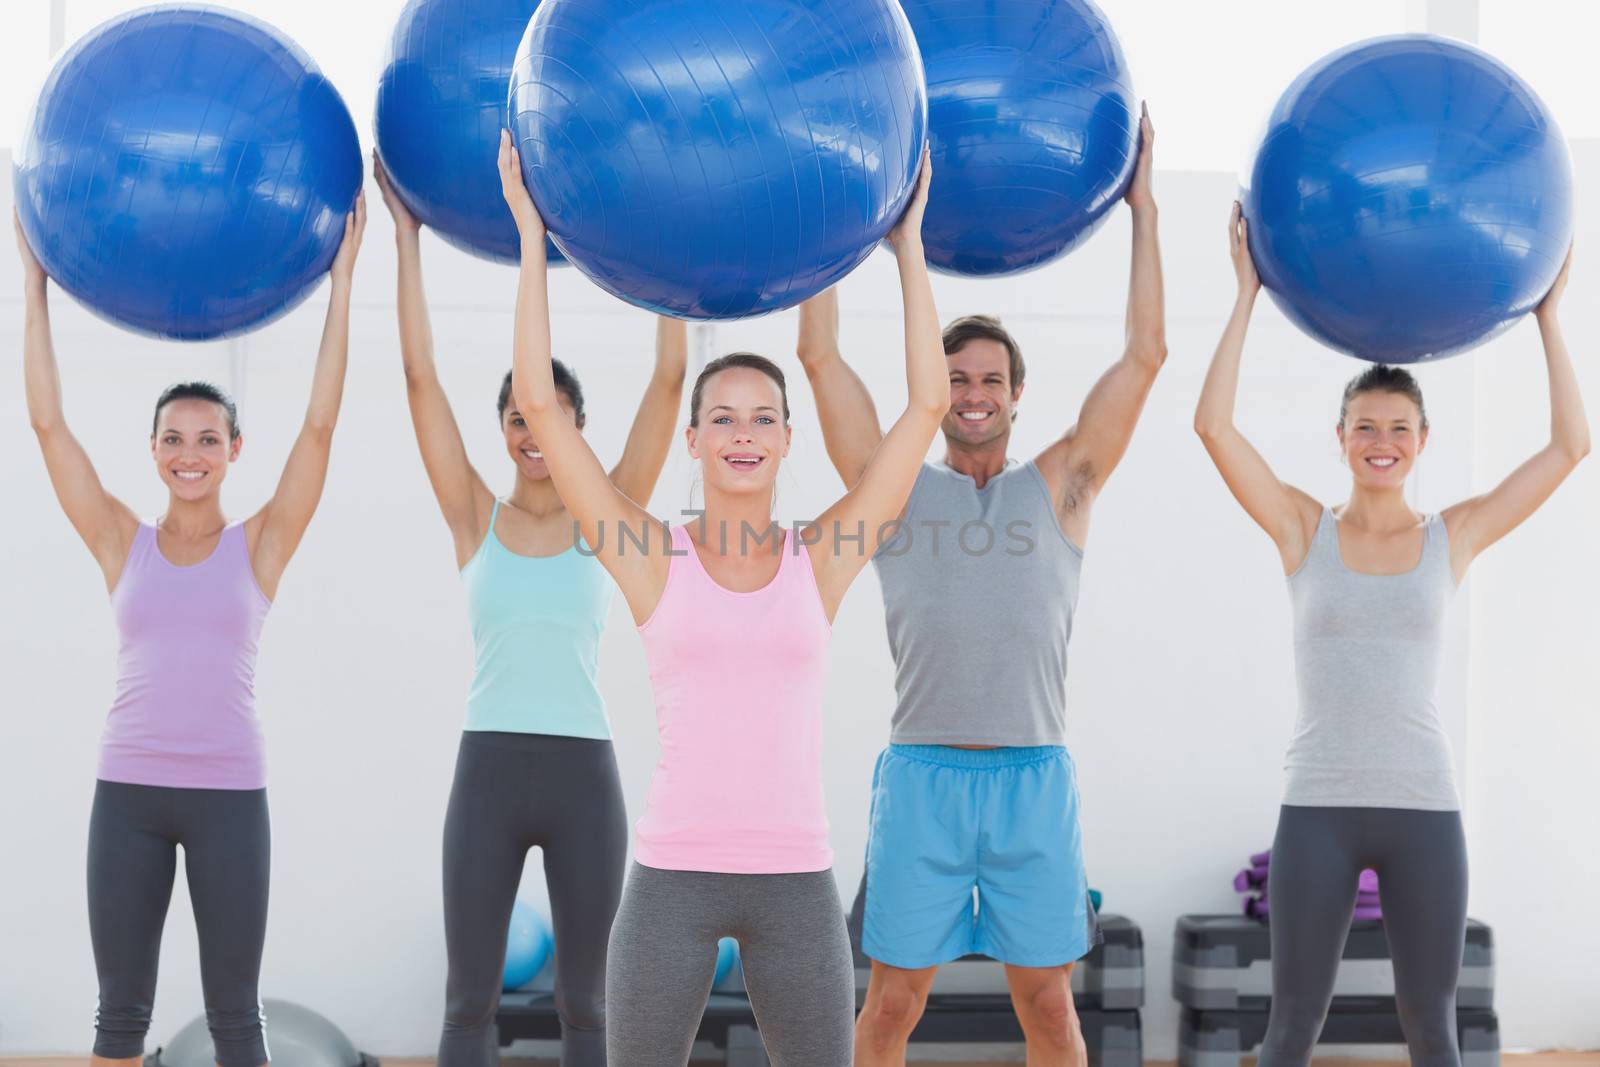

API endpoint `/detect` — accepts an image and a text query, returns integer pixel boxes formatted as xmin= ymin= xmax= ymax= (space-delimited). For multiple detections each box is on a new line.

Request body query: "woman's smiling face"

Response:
xmin=151 ymin=397 xmax=239 ymax=499
xmin=688 ymin=366 xmax=791 ymax=496
xmin=1338 ymin=389 xmax=1427 ymax=487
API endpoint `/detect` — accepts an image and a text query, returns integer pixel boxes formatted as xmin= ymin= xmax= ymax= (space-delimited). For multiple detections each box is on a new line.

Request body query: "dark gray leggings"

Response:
xmin=439 ymin=731 xmax=628 ymax=1067
xmin=1261 ymin=805 xmax=1469 ymax=1067
xmin=87 ymin=780 xmax=270 ymax=1067
xmin=607 ymin=863 xmax=855 ymax=1067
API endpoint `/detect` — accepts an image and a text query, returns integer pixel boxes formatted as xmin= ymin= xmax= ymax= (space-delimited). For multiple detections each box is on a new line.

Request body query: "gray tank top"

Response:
xmin=1285 ymin=508 xmax=1460 ymax=810
xmin=874 ymin=461 xmax=1082 ymax=746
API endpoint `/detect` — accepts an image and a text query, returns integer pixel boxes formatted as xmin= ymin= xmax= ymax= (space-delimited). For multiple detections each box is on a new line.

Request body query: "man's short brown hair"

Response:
xmin=942 ymin=315 xmax=1025 ymax=391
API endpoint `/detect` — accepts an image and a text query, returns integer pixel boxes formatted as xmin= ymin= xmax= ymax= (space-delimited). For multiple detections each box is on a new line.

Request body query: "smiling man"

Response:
xmin=796 ymin=109 xmax=1165 ymax=1067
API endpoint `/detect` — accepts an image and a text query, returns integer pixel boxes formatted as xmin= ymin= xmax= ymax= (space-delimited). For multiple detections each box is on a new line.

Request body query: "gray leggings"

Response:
xmin=439 ymin=731 xmax=628 ymax=1067
xmin=87 ymin=780 xmax=270 ymax=1067
xmin=1261 ymin=805 xmax=1469 ymax=1067
xmin=607 ymin=863 xmax=854 ymax=1067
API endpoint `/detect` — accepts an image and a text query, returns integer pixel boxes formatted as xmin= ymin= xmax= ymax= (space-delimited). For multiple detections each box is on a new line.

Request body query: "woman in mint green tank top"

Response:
xmin=376 ymin=160 xmax=685 ymax=1067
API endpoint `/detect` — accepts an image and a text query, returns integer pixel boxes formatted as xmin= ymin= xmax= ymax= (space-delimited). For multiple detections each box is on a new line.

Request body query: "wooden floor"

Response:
xmin=4 ymin=1056 xmax=1598 ymax=1066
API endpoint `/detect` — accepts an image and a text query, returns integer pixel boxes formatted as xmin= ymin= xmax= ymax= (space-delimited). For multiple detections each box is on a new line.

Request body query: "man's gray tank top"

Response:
xmin=873 ymin=460 xmax=1082 ymax=746
xmin=1284 ymin=508 xmax=1460 ymax=811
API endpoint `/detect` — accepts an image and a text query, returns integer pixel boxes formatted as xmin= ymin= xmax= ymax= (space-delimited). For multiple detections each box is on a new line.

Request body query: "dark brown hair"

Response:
xmin=689 ymin=352 xmax=790 ymax=428
xmin=153 ymin=381 xmax=239 ymax=440
xmin=1340 ymin=364 xmax=1428 ymax=431
xmin=499 ymin=360 xmax=585 ymax=429
xmin=943 ymin=314 xmax=1025 ymax=392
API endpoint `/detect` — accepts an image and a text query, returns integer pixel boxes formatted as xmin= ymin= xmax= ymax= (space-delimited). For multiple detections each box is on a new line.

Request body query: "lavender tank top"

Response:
xmin=100 ymin=522 xmax=271 ymax=789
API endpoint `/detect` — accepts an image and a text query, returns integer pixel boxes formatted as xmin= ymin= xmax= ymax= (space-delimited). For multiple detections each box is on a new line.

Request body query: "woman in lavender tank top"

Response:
xmin=1195 ymin=204 xmax=1587 ymax=1067
xmin=16 ymin=198 xmax=365 ymax=1067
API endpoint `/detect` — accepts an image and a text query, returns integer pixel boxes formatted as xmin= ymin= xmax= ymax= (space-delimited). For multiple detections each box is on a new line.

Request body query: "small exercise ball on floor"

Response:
xmin=374 ymin=0 xmax=564 ymax=265
xmin=508 ymin=0 xmax=928 ymax=319
xmin=12 ymin=7 xmax=362 ymax=341
xmin=901 ymin=0 xmax=1139 ymax=276
xmin=145 ymin=999 xmax=377 ymax=1067
xmin=713 ymin=937 xmax=741 ymax=989
xmin=504 ymin=899 xmax=554 ymax=990
xmin=1242 ymin=35 xmax=1573 ymax=363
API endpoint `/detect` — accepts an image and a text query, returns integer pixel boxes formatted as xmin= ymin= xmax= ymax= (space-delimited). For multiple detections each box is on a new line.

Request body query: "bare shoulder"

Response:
xmin=1277 ymin=484 xmax=1325 ymax=569
xmin=95 ymin=501 xmax=143 ymax=592
xmin=460 ymin=476 xmax=497 ymax=547
xmin=1438 ymin=497 xmax=1476 ymax=537
xmin=243 ymin=508 xmax=267 ymax=556
xmin=1437 ymin=496 xmax=1484 ymax=579
xmin=105 ymin=494 xmax=142 ymax=551
xmin=1033 ymin=434 xmax=1095 ymax=519
xmin=1286 ymin=483 xmax=1324 ymax=533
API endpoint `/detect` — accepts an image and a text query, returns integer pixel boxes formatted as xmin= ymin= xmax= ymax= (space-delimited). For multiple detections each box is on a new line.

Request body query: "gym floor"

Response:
xmin=3 ymin=1058 xmax=1599 ymax=1066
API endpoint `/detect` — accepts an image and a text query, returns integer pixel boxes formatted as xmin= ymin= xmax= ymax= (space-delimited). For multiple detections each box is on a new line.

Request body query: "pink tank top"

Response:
xmin=635 ymin=523 xmax=833 ymax=874
xmin=100 ymin=522 xmax=271 ymax=789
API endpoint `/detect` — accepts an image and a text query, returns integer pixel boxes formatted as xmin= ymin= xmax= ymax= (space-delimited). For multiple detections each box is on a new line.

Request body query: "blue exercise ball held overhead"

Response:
xmin=375 ymin=0 xmax=564 ymax=266
xmin=1242 ymin=35 xmax=1573 ymax=364
xmin=902 ymin=0 xmax=1139 ymax=277
xmin=508 ymin=0 xmax=929 ymax=320
xmin=12 ymin=6 xmax=362 ymax=341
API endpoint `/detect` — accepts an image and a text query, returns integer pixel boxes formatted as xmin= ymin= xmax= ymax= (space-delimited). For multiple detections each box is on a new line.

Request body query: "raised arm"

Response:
xmin=1035 ymin=105 xmax=1167 ymax=536
xmin=608 ymin=316 xmax=688 ymax=504
xmin=1442 ymin=248 xmax=1589 ymax=579
xmin=375 ymin=153 xmax=493 ymax=565
xmin=497 ymin=132 xmax=666 ymax=618
xmin=248 ymin=195 xmax=366 ymax=598
xmin=16 ymin=212 xmax=139 ymax=589
xmin=1194 ymin=202 xmax=1320 ymax=572
xmin=810 ymin=151 xmax=946 ymax=617
xmin=795 ymin=287 xmax=884 ymax=487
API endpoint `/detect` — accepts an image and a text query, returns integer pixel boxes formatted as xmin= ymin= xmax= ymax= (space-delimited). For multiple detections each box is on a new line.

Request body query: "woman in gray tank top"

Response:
xmin=1194 ymin=204 xmax=1588 ymax=1067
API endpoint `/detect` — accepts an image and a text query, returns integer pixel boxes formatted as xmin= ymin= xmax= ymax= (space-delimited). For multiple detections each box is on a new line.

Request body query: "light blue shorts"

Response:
xmin=860 ymin=744 xmax=1099 ymax=969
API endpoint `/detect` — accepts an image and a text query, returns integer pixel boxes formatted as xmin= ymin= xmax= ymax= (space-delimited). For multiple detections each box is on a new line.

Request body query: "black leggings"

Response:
xmin=87 ymin=780 xmax=270 ymax=1066
xmin=1261 ymin=805 xmax=1468 ymax=1067
xmin=439 ymin=731 xmax=629 ymax=1067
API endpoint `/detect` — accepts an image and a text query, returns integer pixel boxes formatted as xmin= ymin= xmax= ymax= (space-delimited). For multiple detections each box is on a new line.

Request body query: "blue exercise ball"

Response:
xmin=12 ymin=6 xmax=361 ymax=341
xmin=713 ymin=937 xmax=741 ymax=989
xmin=902 ymin=0 xmax=1139 ymax=277
xmin=508 ymin=0 xmax=928 ymax=319
xmin=1242 ymin=35 xmax=1572 ymax=363
xmin=375 ymin=0 xmax=563 ymax=266
xmin=502 ymin=899 xmax=553 ymax=990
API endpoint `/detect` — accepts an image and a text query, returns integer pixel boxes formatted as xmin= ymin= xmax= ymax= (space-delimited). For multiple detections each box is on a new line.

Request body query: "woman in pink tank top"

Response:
xmin=16 ymin=199 xmax=365 ymax=1067
xmin=497 ymin=135 xmax=947 ymax=1065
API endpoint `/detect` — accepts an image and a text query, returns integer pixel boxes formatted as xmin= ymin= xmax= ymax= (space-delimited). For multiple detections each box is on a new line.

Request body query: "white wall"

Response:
xmin=1458 ymin=141 xmax=1600 ymax=1048
xmin=1 ymin=143 xmax=1596 ymax=1058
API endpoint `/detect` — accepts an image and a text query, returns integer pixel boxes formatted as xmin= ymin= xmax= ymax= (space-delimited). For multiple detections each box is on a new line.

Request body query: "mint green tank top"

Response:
xmin=461 ymin=500 xmax=616 ymax=738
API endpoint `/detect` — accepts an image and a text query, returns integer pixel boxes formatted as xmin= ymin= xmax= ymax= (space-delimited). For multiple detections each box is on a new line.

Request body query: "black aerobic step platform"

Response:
xmin=1178 ymin=1007 xmax=1500 ymax=1067
xmin=912 ymin=1004 xmax=1141 ymax=1067
xmin=497 ymin=996 xmax=1142 ymax=1067
xmin=848 ymin=913 xmax=1145 ymax=1010
xmin=1173 ymin=914 xmax=1494 ymax=1011
xmin=497 ymin=991 xmax=770 ymax=1065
